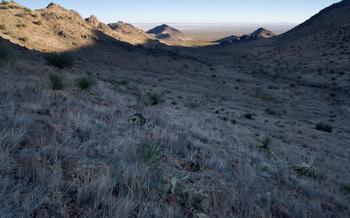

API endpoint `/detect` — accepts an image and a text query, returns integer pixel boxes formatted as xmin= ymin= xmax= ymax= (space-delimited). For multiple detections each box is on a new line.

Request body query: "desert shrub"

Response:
xmin=135 ymin=142 xmax=162 ymax=167
xmin=33 ymin=20 xmax=42 ymax=25
xmin=343 ymin=184 xmax=350 ymax=193
xmin=0 ymin=24 xmax=5 ymax=30
xmin=141 ymin=92 xmax=164 ymax=106
xmin=315 ymin=123 xmax=333 ymax=133
xmin=18 ymin=37 xmax=28 ymax=42
xmin=24 ymin=7 xmax=31 ymax=12
xmin=49 ymin=74 xmax=65 ymax=90
xmin=293 ymin=164 xmax=316 ymax=178
xmin=45 ymin=52 xmax=74 ymax=69
xmin=15 ymin=23 xmax=26 ymax=28
xmin=76 ymin=77 xmax=95 ymax=90
xmin=257 ymin=136 xmax=271 ymax=150
xmin=244 ymin=113 xmax=254 ymax=120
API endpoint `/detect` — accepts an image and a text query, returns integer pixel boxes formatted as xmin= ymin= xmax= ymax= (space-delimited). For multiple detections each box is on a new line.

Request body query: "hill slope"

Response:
xmin=217 ymin=27 xmax=275 ymax=45
xmin=147 ymin=24 xmax=191 ymax=42
xmin=0 ymin=2 xmax=157 ymax=52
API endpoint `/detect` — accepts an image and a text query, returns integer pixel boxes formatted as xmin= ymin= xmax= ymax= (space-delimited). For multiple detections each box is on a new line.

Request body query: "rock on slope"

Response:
xmin=0 ymin=2 xmax=157 ymax=52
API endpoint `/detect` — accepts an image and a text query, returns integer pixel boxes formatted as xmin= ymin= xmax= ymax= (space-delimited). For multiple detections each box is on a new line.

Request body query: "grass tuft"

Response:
xmin=76 ymin=77 xmax=95 ymax=90
xmin=141 ymin=92 xmax=164 ymax=106
xmin=135 ymin=142 xmax=162 ymax=167
xmin=45 ymin=52 xmax=74 ymax=69
xmin=49 ymin=74 xmax=65 ymax=90
xmin=293 ymin=164 xmax=316 ymax=178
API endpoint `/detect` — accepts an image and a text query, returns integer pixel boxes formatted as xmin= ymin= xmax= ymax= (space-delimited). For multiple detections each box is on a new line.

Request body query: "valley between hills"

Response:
xmin=0 ymin=1 xmax=350 ymax=217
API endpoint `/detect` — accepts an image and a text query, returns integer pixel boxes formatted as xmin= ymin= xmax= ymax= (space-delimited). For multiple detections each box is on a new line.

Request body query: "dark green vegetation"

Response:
xmin=49 ymin=74 xmax=65 ymax=90
xmin=45 ymin=52 xmax=74 ymax=69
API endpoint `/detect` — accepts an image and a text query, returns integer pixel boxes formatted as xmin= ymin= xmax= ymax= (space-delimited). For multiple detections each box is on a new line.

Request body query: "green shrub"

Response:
xmin=49 ymin=74 xmax=65 ymax=90
xmin=141 ymin=92 xmax=164 ymax=106
xmin=76 ymin=77 xmax=95 ymax=90
xmin=315 ymin=123 xmax=333 ymax=133
xmin=45 ymin=52 xmax=74 ymax=69
xmin=135 ymin=142 xmax=162 ymax=167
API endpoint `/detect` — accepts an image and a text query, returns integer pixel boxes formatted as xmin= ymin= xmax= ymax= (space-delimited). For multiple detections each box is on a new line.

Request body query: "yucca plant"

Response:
xmin=45 ymin=52 xmax=74 ymax=69
xmin=49 ymin=74 xmax=65 ymax=90
xmin=76 ymin=77 xmax=95 ymax=90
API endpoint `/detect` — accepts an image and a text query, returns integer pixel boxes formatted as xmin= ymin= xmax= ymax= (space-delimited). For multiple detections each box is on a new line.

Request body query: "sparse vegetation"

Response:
xmin=15 ymin=23 xmax=26 ymax=28
xmin=18 ymin=37 xmax=28 ymax=42
xmin=49 ymin=74 xmax=65 ymax=90
xmin=293 ymin=164 xmax=316 ymax=178
xmin=244 ymin=113 xmax=254 ymax=119
xmin=76 ymin=77 xmax=95 ymax=90
xmin=45 ymin=52 xmax=74 ymax=69
xmin=0 ymin=24 xmax=5 ymax=30
xmin=0 ymin=42 xmax=9 ymax=64
xmin=141 ymin=92 xmax=164 ymax=106
xmin=257 ymin=136 xmax=271 ymax=150
xmin=135 ymin=141 xmax=162 ymax=167
xmin=315 ymin=122 xmax=333 ymax=133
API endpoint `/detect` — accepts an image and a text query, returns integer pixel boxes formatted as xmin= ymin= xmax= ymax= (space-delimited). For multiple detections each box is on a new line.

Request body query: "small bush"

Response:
xmin=76 ymin=77 xmax=95 ymax=90
xmin=33 ymin=20 xmax=42 ymax=25
xmin=135 ymin=142 xmax=162 ymax=167
xmin=15 ymin=23 xmax=26 ymax=28
xmin=315 ymin=123 xmax=333 ymax=133
xmin=45 ymin=52 xmax=74 ymax=69
xmin=49 ymin=74 xmax=65 ymax=90
xmin=18 ymin=37 xmax=28 ymax=42
xmin=244 ymin=113 xmax=254 ymax=120
xmin=141 ymin=92 xmax=164 ymax=106
xmin=293 ymin=164 xmax=316 ymax=178
xmin=0 ymin=24 xmax=5 ymax=30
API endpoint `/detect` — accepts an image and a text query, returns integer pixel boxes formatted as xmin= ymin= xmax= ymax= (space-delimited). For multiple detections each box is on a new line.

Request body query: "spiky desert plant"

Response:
xmin=45 ymin=52 xmax=74 ymax=69
xmin=49 ymin=74 xmax=65 ymax=90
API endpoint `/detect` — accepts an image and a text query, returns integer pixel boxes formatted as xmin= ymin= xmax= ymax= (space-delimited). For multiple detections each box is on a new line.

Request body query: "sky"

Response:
xmin=14 ymin=0 xmax=340 ymax=24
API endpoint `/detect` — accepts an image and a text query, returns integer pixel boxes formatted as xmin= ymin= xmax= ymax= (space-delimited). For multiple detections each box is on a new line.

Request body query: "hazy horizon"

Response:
xmin=14 ymin=0 xmax=341 ymax=24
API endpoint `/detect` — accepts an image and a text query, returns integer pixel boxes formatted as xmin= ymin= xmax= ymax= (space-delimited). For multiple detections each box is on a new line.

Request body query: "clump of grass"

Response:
xmin=76 ymin=77 xmax=95 ymax=90
xmin=244 ymin=113 xmax=254 ymax=120
xmin=315 ymin=123 xmax=333 ymax=133
xmin=49 ymin=74 xmax=65 ymax=90
xmin=45 ymin=52 xmax=74 ymax=69
xmin=293 ymin=164 xmax=316 ymax=178
xmin=18 ymin=37 xmax=28 ymax=42
xmin=342 ymin=184 xmax=350 ymax=193
xmin=141 ymin=92 xmax=164 ymax=106
xmin=257 ymin=136 xmax=271 ymax=150
xmin=135 ymin=142 xmax=162 ymax=167
xmin=265 ymin=108 xmax=276 ymax=115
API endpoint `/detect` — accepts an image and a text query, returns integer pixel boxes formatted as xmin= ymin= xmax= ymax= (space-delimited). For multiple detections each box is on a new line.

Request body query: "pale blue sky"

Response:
xmin=15 ymin=0 xmax=340 ymax=24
